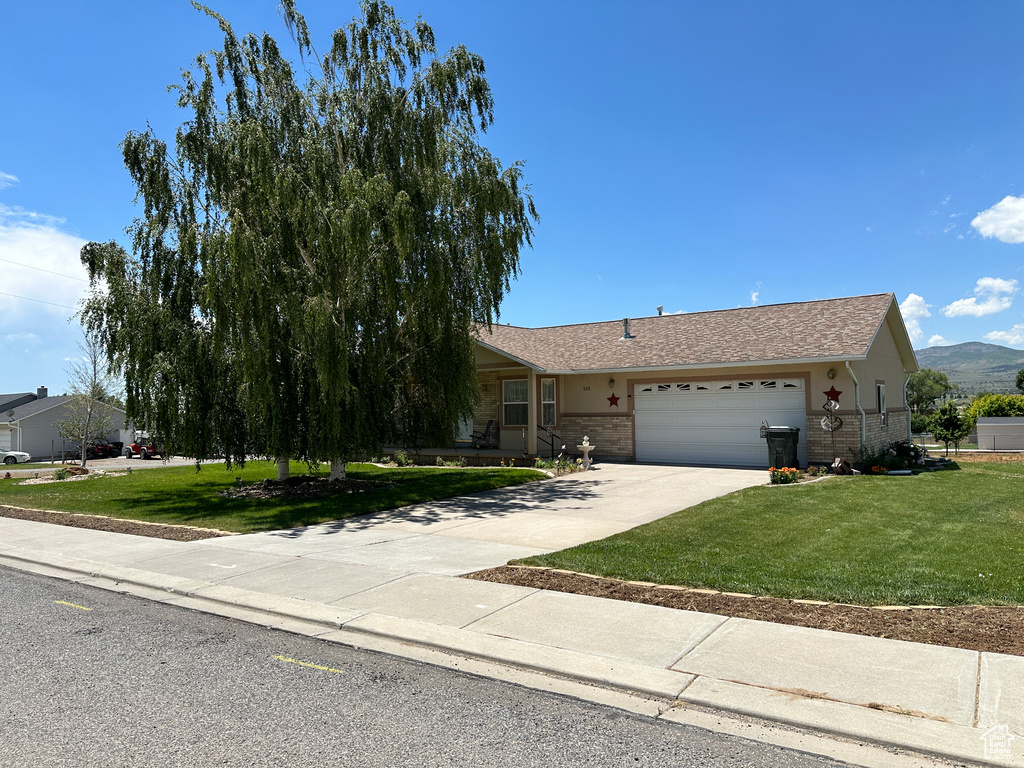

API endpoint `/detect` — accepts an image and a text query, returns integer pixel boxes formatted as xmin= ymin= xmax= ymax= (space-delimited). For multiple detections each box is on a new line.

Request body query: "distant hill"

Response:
xmin=915 ymin=342 xmax=1024 ymax=396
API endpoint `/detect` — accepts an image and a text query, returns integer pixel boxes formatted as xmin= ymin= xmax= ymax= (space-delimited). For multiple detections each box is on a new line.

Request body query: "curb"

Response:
xmin=1 ymin=547 xmax=1018 ymax=767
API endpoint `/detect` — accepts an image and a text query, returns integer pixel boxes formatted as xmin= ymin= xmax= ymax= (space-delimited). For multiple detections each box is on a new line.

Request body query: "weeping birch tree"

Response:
xmin=80 ymin=0 xmax=535 ymax=478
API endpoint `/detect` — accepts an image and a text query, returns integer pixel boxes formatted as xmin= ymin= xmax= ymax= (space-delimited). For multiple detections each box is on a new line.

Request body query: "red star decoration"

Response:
xmin=823 ymin=386 xmax=842 ymax=403
xmin=607 ymin=392 xmax=620 ymax=407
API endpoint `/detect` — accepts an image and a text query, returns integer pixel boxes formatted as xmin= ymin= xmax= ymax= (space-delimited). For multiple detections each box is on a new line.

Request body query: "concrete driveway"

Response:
xmin=196 ymin=463 xmax=764 ymax=578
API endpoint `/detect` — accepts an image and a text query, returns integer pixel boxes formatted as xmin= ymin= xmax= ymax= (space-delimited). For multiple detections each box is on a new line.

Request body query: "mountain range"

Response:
xmin=914 ymin=342 xmax=1024 ymax=396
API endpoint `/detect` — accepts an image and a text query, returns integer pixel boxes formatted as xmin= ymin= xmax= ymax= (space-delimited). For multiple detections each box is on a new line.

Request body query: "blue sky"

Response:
xmin=3 ymin=1 xmax=1024 ymax=394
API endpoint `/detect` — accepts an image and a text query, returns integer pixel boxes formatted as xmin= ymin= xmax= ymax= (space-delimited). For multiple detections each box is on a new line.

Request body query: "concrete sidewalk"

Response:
xmin=1 ymin=464 xmax=1021 ymax=767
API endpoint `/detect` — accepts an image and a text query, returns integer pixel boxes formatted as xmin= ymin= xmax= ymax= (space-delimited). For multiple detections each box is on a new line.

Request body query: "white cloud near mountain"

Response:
xmin=927 ymin=335 xmax=954 ymax=346
xmin=942 ymin=277 xmax=1017 ymax=318
xmin=972 ymin=196 xmax=1024 ymax=243
xmin=986 ymin=325 xmax=1024 ymax=346
xmin=899 ymin=293 xmax=931 ymax=342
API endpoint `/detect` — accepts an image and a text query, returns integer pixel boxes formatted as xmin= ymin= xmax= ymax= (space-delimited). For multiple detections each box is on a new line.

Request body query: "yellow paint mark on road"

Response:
xmin=273 ymin=655 xmax=345 ymax=675
xmin=54 ymin=600 xmax=92 ymax=611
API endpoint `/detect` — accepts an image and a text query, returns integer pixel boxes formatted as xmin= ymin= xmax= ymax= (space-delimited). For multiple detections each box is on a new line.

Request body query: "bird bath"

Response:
xmin=576 ymin=436 xmax=594 ymax=470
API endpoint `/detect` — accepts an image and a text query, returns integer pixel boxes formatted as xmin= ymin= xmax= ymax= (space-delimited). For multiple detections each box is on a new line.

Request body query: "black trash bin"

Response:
xmin=765 ymin=426 xmax=800 ymax=469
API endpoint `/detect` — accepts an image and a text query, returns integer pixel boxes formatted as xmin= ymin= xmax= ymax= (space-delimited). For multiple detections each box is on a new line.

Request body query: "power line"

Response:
xmin=0 ymin=290 xmax=79 ymax=310
xmin=0 ymin=256 xmax=88 ymax=282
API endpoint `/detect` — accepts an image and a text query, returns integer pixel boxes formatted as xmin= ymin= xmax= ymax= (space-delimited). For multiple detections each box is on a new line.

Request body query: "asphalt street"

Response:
xmin=0 ymin=566 xmax=850 ymax=768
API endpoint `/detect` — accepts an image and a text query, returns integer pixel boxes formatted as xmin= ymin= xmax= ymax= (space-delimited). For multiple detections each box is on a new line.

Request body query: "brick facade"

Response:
xmin=805 ymin=409 xmax=910 ymax=464
xmin=555 ymin=415 xmax=634 ymax=460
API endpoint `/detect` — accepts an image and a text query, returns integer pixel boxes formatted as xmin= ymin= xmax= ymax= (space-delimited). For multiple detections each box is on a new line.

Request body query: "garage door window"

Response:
xmin=503 ymin=379 xmax=528 ymax=426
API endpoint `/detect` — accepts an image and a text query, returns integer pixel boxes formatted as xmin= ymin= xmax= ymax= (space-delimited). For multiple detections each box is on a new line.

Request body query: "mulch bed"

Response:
xmin=0 ymin=505 xmax=228 ymax=542
xmin=220 ymin=475 xmax=389 ymax=500
xmin=465 ymin=565 xmax=1024 ymax=657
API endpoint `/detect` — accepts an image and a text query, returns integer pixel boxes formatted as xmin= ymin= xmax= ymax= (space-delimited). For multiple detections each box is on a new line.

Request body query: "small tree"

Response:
xmin=928 ymin=400 xmax=970 ymax=456
xmin=54 ymin=333 xmax=119 ymax=467
xmin=1015 ymin=369 xmax=1024 ymax=394
xmin=906 ymin=369 xmax=952 ymax=412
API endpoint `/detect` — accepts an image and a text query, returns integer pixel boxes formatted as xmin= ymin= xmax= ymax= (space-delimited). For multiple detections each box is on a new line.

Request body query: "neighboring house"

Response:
xmin=473 ymin=293 xmax=918 ymax=467
xmin=976 ymin=417 xmax=1024 ymax=451
xmin=0 ymin=387 xmax=129 ymax=460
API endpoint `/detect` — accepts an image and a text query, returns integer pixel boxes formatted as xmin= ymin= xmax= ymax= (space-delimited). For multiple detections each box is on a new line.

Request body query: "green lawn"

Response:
xmin=518 ymin=462 xmax=1024 ymax=606
xmin=0 ymin=461 xmax=543 ymax=533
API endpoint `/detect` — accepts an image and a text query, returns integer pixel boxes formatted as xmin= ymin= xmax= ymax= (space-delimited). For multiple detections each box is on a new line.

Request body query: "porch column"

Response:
xmin=527 ymin=368 xmax=537 ymax=455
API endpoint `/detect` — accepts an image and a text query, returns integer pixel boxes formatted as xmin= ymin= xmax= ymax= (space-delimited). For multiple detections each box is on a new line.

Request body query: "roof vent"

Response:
xmin=657 ymin=306 xmax=663 ymax=316
xmin=621 ymin=318 xmax=634 ymax=340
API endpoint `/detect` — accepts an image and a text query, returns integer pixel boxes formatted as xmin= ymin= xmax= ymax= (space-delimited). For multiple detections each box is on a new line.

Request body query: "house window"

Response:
xmin=877 ymin=384 xmax=887 ymax=427
xmin=541 ymin=378 xmax=556 ymax=427
xmin=503 ymin=379 xmax=529 ymax=427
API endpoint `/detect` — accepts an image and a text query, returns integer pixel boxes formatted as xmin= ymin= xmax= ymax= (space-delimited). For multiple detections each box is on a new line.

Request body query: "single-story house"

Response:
xmin=976 ymin=417 xmax=1024 ymax=451
xmin=0 ymin=387 xmax=129 ymax=460
xmin=472 ymin=292 xmax=918 ymax=467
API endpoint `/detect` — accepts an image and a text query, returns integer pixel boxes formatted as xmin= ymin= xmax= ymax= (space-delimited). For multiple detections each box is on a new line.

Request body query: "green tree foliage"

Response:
xmin=964 ymin=393 xmax=1024 ymax=430
xmin=928 ymin=400 xmax=970 ymax=456
xmin=1015 ymin=369 xmax=1024 ymax=394
xmin=80 ymin=1 xmax=536 ymax=472
xmin=906 ymin=369 xmax=952 ymax=413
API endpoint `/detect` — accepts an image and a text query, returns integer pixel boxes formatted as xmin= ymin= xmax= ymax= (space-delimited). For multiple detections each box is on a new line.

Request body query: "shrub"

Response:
xmin=393 ymin=450 xmax=410 ymax=467
xmin=769 ymin=466 xmax=801 ymax=484
xmin=53 ymin=468 xmax=70 ymax=481
xmin=435 ymin=456 xmax=467 ymax=467
xmin=855 ymin=439 xmax=925 ymax=474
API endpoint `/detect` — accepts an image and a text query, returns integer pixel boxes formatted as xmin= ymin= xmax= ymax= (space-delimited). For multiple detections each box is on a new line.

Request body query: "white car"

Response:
xmin=1 ymin=450 xmax=31 ymax=465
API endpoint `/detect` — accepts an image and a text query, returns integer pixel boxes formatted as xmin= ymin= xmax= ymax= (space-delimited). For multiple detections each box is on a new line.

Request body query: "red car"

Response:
xmin=125 ymin=436 xmax=164 ymax=460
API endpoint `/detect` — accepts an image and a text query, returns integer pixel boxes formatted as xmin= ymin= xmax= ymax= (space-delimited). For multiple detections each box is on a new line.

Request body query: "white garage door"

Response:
xmin=635 ymin=378 xmax=807 ymax=467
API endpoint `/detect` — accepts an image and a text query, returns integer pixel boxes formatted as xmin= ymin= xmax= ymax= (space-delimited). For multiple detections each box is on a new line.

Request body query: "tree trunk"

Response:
xmin=80 ymin=440 xmax=88 ymax=468
xmin=276 ymin=459 xmax=290 ymax=481
xmin=329 ymin=458 xmax=346 ymax=481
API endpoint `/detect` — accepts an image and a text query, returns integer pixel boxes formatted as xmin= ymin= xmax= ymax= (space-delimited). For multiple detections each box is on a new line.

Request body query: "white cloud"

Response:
xmin=865 ymin=226 xmax=873 ymax=232
xmin=928 ymin=335 xmax=954 ymax=346
xmin=985 ymin=325 xmax=1024 ymax=346
xmin=899 ymin=293 xmax=931 ymax=342
xmin=971 ymin=196 xmax=1024 ymax=243
xmin=0 ymin=206 xmax=89 ymax=321
xmin=0 ymin=171 xmax=18 ymax=190
xmin=0 ymin=203 xmax=66 ymax=228
xmin=942 ymin=277 xmax=1018 ymax=317
xmin=750 ymin=291 xmax=759 ymax=305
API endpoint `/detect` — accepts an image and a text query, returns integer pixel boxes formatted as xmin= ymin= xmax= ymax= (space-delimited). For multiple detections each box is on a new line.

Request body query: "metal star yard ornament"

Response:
xmin=607 ymin=392 xmax=620 ymax=407
xmin=824 ymin=386 xmax=842 ymax=403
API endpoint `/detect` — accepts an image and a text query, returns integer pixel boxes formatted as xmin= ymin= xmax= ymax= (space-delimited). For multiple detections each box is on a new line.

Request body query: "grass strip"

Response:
xmin=0 ymin=460 xmax=543 ymax=534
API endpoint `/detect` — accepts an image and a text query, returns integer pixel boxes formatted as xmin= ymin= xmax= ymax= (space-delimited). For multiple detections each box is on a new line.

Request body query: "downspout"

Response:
xmin=846 ymin=361 xmax=866 ymax=454
xmin=904 ymin=373 xmax=912 ymax=444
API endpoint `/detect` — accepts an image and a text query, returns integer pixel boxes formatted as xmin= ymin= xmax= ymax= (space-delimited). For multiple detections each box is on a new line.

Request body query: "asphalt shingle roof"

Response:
xmin=2 ymin=396 xmax=73 ymax=422
xmin=476 ymin=293 xmax=898 ymax=372
xmin=0 ymin=392 xmax=35 ymax=411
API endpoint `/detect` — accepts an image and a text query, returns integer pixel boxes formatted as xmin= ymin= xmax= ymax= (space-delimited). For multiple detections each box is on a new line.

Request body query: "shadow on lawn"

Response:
xmin=264 ymin=470 xmax=608 ymax=538
xmin=109 ymin=467 xmax=600 ymax=533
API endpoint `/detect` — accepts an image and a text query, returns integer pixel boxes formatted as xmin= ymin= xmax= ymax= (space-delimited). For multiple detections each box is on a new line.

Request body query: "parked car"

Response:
xmin=125 ymin=435 xmax=164 ymax=460
xmin=88 ymin=440 xmax=123 ymax=459
xmin=1 ymin=450 xmax=31 ymax=465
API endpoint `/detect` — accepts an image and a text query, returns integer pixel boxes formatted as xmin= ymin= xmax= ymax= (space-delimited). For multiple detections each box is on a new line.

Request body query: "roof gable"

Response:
xmin=476 ymin=293 xmax=911 ymax=372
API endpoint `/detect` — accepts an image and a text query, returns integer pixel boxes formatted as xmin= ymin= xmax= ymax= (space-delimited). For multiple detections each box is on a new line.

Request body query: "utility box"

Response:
xmin=765 ymin=426 xmax=800 ymax=469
